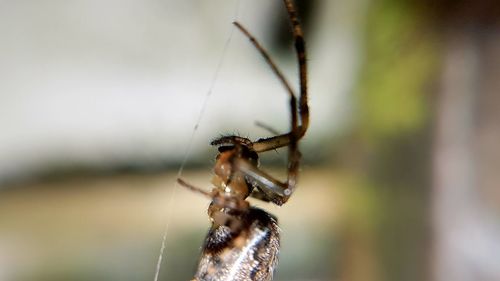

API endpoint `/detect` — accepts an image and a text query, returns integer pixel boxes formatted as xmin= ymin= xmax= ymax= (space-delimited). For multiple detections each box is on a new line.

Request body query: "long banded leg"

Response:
xmin=233 ymin=0 xmax=308 ymax=202
xmin=252 ymin=0 xmax=309 ymax=153
xmin=258 ymin=0 xmax=307 ymax=199
xmin=218 ymin=21 xmax=298 ymax=156
xmin=217 ymin=0 xmax=308 ymax=153
xmin=285 ymin=0 xmax=309 ymax=136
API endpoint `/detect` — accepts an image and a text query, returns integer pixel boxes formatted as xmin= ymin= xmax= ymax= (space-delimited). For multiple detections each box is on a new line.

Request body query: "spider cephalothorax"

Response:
xmin=212 ymin=140 xmax=259 ymax=198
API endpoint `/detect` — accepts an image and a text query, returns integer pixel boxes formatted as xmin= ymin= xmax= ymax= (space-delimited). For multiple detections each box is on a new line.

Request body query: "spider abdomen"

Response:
xmin=194 ymin=208 xmax=280 ymax=281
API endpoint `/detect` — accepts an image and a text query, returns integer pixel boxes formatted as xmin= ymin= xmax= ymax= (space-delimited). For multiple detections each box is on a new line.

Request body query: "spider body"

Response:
xmin=178 ymin=0 xmax=308 ymax=280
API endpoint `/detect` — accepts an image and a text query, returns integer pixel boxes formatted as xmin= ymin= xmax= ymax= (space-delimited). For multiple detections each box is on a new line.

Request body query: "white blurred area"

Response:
xmin=0 ymin=0 xmax=363 ymax=183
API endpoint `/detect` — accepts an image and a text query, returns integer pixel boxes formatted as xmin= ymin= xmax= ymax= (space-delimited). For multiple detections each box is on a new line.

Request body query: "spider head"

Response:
xmin=211 ymin=135 xmax=259 ymax=168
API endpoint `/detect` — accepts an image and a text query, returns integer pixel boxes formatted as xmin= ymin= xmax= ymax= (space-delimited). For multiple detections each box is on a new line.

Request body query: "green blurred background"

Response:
xmin=0 ymin=0 xmax=499 ymax=281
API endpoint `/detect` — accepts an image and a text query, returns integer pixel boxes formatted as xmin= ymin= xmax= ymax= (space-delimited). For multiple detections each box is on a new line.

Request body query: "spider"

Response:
xmin=177 ymin=0 xmax=308 ymax=280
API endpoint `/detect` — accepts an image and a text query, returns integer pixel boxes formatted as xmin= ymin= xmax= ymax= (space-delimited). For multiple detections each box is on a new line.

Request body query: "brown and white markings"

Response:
xmin=177 ymin=0 xmax=308 ymax=280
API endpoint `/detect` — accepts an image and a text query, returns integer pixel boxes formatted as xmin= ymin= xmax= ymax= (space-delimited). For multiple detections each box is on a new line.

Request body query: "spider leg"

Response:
xmin=233 ymin=22 xmax=298 ymax=131
xmin=254 ymin=120 xmax=281 ymax=135
xmin=213 ymin=20 xmax=301 ymax=152
xmin=237 ymin=0 xmax=308 ymax=202
xmin=252 ymin=0 xmax=309 ymax=153
xmin=263 ymin=0 xmax=308 ymax=200
xmin=177 ymin=178 xmax=213 ymax=198
xmin=286 ymin=0 xmax=309 ymax=135
xmin=236 ymin=158 xmax=295 ymax=205
xmin=232 ymin=21 xmax=298 ymax=152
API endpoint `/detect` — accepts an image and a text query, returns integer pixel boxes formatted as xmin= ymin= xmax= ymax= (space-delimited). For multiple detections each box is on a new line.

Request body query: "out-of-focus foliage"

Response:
xmin=355 ymin=0 xmax=439 ymax=142
xmin=340 ymin=0 xmax=440 ymax=281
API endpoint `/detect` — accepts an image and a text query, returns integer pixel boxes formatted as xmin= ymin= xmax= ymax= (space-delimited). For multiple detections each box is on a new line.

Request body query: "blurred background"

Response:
xmin=0 ymin=0 xmax=499 ymax=280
